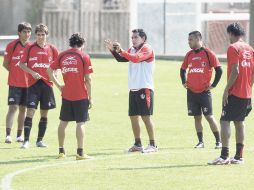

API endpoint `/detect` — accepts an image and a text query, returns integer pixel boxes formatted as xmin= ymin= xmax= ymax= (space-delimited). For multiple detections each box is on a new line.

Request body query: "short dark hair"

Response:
xmin=189 ymin=31 xmax=202 ymax=40
xmin=69 ymin=33 xmax=86 ymax=48
xmin=132 ymin=29 xmax=147 ymax=41
xmin=35 ymin=23 xmax=49 ymax=35
xmin=227 ymin=22 xmax=245 ymax=37
xmin=18 ymin=22 xmax=32 ymax=32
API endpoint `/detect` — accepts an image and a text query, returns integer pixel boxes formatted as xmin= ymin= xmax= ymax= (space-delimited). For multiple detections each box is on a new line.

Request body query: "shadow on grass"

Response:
xmin=109 ymin=164 xmax=208 ymax=170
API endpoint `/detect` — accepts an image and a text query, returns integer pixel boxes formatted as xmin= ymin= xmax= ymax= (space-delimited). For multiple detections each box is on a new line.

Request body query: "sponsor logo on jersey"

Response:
xmin=192 ymin=57 xmax=201 ymax=60
xmin=62 ymin=56 xmax=77 ymax=66
xmin=32 ymin=63 xmax=49 ymax=68
xmin=29 ymin=57 xmax=38 ymax=61
xmin=243 ymin=50 xmax=251 ymax=60
xmin=37 ymin=51 xmax=47 ymax=55
xmin=189 ymin=68 xmax=204 ymax=73
xmin=62 ymin=67 xmax=78 ymax=74
xmin=12 ymin=56 xmax=21 ymax=60
xmin=241 ymin=60 xmax=251 ymax=67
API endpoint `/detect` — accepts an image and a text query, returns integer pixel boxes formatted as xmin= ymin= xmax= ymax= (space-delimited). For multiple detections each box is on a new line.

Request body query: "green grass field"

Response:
xmin=0 ymin=57 xmax=254 ymax=190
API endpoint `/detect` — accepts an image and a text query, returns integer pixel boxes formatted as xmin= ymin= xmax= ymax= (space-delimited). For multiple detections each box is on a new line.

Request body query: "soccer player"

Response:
xmin=180 ymin=31 xmax=222 ymax=149
xmin=104 ymin=29 xmax=157 ymax=153
xmin=208 ymin=23 xmax=254 ymax=165
xmin=47 ymin=33 xmax=93 ymax=160
xmin=3 ymin=22 xmax=32 ymax=144
xmin=18 ymin=23 xmax=58 ymax=149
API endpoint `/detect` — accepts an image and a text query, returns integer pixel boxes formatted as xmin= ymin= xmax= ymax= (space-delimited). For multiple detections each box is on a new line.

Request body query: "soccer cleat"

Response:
xmin=21 ymin=141 xmax=29 ymax=149
xmin=208 ymin=157 xmax=230 ymax=165
xmin=16 ymin=136 xmax=24 ymax=143
xmin=76 ymin=154 xmax=93 ymax=160
xmin=194 ymin=142 xmax=204 ymax=148
xmin=57 ymin=153 xmax=66 ymax=159
xmin=230 ymin=157 xmax=244 ymax=165
xmin=142 ymin=145 xmax=158 ymax=153
xmin=215 ymin=142 xmax=222 ymax=149
xmin=128 ymin=145 xmax=143 ymax=153
xmin=5 ymin=136 xmax=12 ymax=144
xmin=36 ymin=141 xmax=47 ymax=148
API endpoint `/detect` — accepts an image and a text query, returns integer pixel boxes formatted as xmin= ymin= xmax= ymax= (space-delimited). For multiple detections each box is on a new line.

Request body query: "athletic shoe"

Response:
xmin=76 ymin=154 xmax=93 ymax=160
xmin=16 ymin=136 xmax=24 ymax=143
xmin=142 ymin=145 xmax=158 ymax=153
xmin=215 ymin=142 xmax=222 ymax=149
xmin=36 ymin=141 xmax=47 ymax=148
xmin=128 ymin=145 xmax=143 ymax=153
xmin=208 ymin=157 xmax=230 ymax=165
xmin=5 ymin=136 xmax=12 ymax=144
xmin=21 ymin=141 xmax=29 ymax=149
xmin=194 ymin=142 xmax=204 ymax=148
xmin=57 ymin=153 xmax=66 ymax=159
xmin=230 ymin=157 xmax=244 ymax=165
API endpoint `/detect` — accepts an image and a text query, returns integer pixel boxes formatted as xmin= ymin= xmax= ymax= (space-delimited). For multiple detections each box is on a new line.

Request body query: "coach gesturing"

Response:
xmin=105 ymin=29 xmax=157 ymax=153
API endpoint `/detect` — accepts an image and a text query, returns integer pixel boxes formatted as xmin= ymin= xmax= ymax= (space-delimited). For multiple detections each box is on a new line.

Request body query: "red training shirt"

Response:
xmin=20 ymin=42 xmax=58 ymax=87
xmin=50 ymin=48 xmax=93 ymax=101
xmin=227 ymin=40 xmax=254 ymax=98
xmin=181 ymin=47 xmax=221 ymax=93
xmin=4 ymin=39 xmax=31 ymax=87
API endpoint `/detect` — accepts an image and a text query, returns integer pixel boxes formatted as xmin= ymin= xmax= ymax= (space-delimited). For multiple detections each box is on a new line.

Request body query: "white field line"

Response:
xmin=1 ymin=149 xmax=217 ymax=190
xmin=1 ymin=153 xmax=140 ymax=190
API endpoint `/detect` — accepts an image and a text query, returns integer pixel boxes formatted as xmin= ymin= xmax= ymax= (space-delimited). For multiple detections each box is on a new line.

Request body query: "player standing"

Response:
xmin=48 ymin=33 xmax=93 ymax=160
xmin=208 ymin=23 xmax=254 ymax=165
xmin=3 ymin=22 xmax=32 ymax=144
xmin=180 ymin=31 xmax=222 ymax=149
xmin=19 ymin=24 xmax=58 ymax=149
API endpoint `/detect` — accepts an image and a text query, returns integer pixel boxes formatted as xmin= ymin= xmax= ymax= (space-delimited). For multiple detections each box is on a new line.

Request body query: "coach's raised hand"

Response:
xmin=112 ymin=42 xmax=122 ymax=53
xmin=104 ymin=39 xmax=114 ymax=51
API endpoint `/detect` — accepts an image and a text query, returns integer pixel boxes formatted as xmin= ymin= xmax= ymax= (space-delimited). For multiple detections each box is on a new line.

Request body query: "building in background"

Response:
xmin=0 ymin=0 xmax=252 ymax=56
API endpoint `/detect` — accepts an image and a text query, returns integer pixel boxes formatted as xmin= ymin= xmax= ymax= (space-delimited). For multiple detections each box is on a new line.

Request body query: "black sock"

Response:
xmin=59 ymin=147 xmax=65 ymax=154
xmin=17 ymin=129 xmax=22 ymax=137
xmin=213 ymin=131 xmax=220 ymax=143
xmin=24 ymin=117 xmax=32 ymax=141
xmin=37 ymin=117 xmax=47 ymax=142
xmin=77 ymin=148 xmax=83 ymax=156
xmin=220 ymin=147 xmax=229 ymax=159
xmin=197 ymin=132 xmax=203 ymax=143
xmin=134 ymin=138 xmax=142 ymax=147
xmin=6 ymin=128 xmax=11 ymax=136
xmin=149 ymin=140 xmax=155 ymax=147
xmin=234 ymin=143 xmax=244 ymax=160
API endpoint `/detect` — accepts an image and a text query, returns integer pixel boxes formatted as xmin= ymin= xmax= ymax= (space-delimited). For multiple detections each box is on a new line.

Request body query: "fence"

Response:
xmin=42 ymin=9 xmax=130 ymax=53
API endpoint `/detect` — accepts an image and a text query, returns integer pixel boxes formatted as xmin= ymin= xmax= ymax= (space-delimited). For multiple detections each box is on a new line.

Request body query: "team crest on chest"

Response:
xmin=201 ymin=62 xmax=206 ymax=67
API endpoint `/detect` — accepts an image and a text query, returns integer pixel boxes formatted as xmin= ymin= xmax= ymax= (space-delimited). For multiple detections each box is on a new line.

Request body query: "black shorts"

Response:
xmin=129 ymin=88 xmax=154 ymax=116
xmin=8 ymin=86 xmax=28 ymax=106
xmin=187 ymin=89 xmax=213 ymax=116
xmin=220 ymin=95 xmax=252 ymax=121
xmin=27 ymin=80 xmax=56 ymax=110
xmin=60 ymin=98 xmax=89 ymax=123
